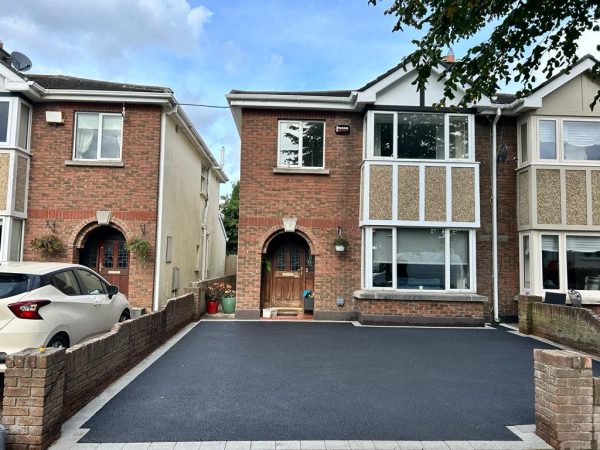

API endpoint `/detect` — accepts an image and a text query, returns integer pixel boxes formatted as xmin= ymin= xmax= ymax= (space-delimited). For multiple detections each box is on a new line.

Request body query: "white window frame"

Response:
xmin=365 ymin=227 xmax=476 ymax=292
xmin=72 ymin=112 xmax=124 ymax=161
xmin=277 ymin=120 xmax=326 ymax=169
xmin=365 ymin=110 xmax=475 ymax=162
xmin=0 ymin=97 xmax=32 ymax=152
xmin=0 ymin=217 xmax=24 ymax=262
xmin=15 ymin=100 xmax=32 ymax=152
xmin=517 ymin=119 xmax=530 ymax=167
xmin=539 ymin=233 xmax=563 ymax=293
xmin=560 ymin=117 xmax=600 ymax=164
xmin=537 ymin=117 xmax=558 ymax=161
xmin=519 ymin=232 xmax=532 ymax=294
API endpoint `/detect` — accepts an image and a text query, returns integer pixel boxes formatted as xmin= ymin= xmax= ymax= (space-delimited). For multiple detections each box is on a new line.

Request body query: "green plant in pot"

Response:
xmin=31 ymin=235 xmax=63 ymax=254
xmin=206 ymin=281 xmax=236 ymax=314
xmin=334 ymin=235 xmax=349 ymax=252
xmin=125 ymin=238 xmax=150 ymax=265
xmin=220 ymin=282 xmax=236 ymax=314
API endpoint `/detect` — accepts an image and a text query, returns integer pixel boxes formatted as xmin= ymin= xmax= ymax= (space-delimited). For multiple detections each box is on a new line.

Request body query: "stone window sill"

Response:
xmin=273 ymin=167 xmax=330 ymax=175
xmin=353 ymin=290 xmax=486 ymax=303
xmin=65 ymin=160 xmax=124 ymax=168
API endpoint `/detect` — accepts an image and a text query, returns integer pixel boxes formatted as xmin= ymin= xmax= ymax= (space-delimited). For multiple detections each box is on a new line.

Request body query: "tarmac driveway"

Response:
xmin=80 ymin=322 xmax=573 ymax=443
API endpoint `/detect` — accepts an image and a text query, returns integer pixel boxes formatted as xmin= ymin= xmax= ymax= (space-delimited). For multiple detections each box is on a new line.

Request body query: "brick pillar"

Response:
xmin=1 ymin=347 xmax=66 ymax=450
xmin=534 ymin=349 xmax=594 ymax=449
xmin=519 ymin=295 xmax=542 ymax=334
xmin=594 ymin=378 xmax=600 ymax=449
xmin=185 ymin=282 xmax=206 ymax=321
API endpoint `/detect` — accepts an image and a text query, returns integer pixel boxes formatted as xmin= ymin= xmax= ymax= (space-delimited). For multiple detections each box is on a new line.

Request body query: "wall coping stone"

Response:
xmin=353 ymin=290 xmax=487 ymax=302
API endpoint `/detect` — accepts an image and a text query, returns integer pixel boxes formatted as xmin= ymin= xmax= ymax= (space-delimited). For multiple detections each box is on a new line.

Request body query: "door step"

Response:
xmin=262 ymin=307 xmax=311 ymax=320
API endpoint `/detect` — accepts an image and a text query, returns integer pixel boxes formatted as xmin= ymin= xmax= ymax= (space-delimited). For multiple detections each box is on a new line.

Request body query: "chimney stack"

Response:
xmin=442 ymin=48 xmax=455 ymax=63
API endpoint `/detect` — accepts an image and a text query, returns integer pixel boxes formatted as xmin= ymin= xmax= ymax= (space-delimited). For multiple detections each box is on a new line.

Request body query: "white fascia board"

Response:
xmin=230 ymin=106 xmax=243 ymax=136
xmin=0 ymin=64 xmax=28 ymax=84
xmin=226 ymin=96 xmax=356 ymax=112
xmin=39 ymin=90 xmax=173 ymax=104
xmin=527 ymin=59 xmax=595 ymax=103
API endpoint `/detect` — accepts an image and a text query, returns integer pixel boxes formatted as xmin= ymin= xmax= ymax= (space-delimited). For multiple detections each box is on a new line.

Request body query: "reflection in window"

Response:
xmin=520 ymin=122 xmax=528 ymax=162
xmin=396 ymin=228 xmax=445 ymax=290
xmin=374 ymin=114 xmax=393 ymax=157
xmin=542 ymin=235 xmax=559 ymax=289
xmin=0 ymin=102 xmax=9 ymax=142
xmin=523 ymin=235 xmax=530 ymax=289
xmin=397 ymin=113 xmax=445 ymax=159
xmin=450 ymin=230 xmax=469 ymax=289
xmin=539 ymin=120 xmax=556 ymax=159
xmin=563 ymin=120 xmax=600 ymax=161
xmin=103 ymin=245 xmax=114 ymax=268
xmin=302 ymin=122 xmax=324 ymax=167
xmin=372 ymin=229 xmax=392 ymax=287
xmin=566 ymin=236 xmax=600 ymax=290
xmin=449 ymin=116 xmax=469 ymax=159
xmin=278 ymin=120 xmax=324 ymax=168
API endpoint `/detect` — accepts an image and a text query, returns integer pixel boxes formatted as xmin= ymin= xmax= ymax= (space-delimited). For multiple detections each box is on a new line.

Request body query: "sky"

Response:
xmin=1 ymin=1 xmax=599 ymax=196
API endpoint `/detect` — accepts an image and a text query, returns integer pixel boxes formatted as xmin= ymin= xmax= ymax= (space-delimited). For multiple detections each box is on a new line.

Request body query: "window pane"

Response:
xmin=397 ymin=113 xmax=445 ymax=159
xmin=0 ymin=102 xmax=8 ymax=142
xmin=75 ymin=113 xmax=99 ymax=159
xmin=563 ymin=121 xmax=600 ymax=161
xmin=449 ymin=116 xmax=469 ymax=159
xmin=566 ymin=236 xmax=600 ymax=290
xmin=523 ymin=235 xmax=530 ymax=289
xmin=100 ymin=115 xmax=122 ymax=159
xmin=117 ymin=242 xmax=128 ymax=269
xmin=374 ymin=114 xmax=393 ymax=157
xmin=9 ymin=220 xmax=23 ymax=262
xmin=52 ymin=271 xmax=82 ymax=296
xmin=397 ymin=228 xmax=445 ymax=289
xmin=17 ymin=104 xmax=30 ymax=149
xmin=279 ymin=121 xmax=300 ymax=166
xmin=520 ymin=123 xmax=528 ymax=162
xmin=539 ymin=120 xmax=556 ymax=159
xmin=302 ymin=121 xmax=324 ymax=167
xmin=76 ymin=270 xmax=106 ymax=295
xmin=372 ymin=229 xmax=392 ymax=287
xmin=450 ymin=230 xmax=469 ymax=289
xmin=542 ymin=235 xmax=559 ymax=289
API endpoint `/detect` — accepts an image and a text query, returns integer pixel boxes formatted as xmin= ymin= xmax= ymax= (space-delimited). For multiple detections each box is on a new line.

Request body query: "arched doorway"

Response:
xmin=79 ymin=226 xmax=129 ymax=297
xmin=261 ymin=232 xmax=314 ymax=311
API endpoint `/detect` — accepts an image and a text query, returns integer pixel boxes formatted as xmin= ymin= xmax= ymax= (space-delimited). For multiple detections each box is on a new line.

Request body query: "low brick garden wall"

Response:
xmin=534 ymin=349 xmax=600 ymax=449
xmin=519 ymin=295 xmax=600 ymax=357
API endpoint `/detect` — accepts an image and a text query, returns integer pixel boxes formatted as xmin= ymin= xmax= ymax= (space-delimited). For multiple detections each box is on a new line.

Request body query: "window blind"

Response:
xmin=542 ymin=235 xmax=559 ymax=252
xmin=566 ymin=236 xmax=600 ymax=253
xmin=563 ymin=121 xmax=600 ymax=147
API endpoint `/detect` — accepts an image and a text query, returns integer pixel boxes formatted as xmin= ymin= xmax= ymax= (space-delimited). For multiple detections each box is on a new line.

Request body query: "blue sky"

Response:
xmin=1 ymin=1 xmax=598 ymax=195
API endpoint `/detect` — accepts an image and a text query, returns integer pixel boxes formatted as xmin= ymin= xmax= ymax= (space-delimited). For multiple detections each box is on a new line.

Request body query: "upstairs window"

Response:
xmin=0 ymin=102 xmax=9 ymax=143
xmin=368 ymin=111 xmax=472 ymax=160
xmin=563 ymin=120 xmax=600 ymax=161
xmin=17 ymin=103 xmax=31 ymax=150
xmin=278 ymin=120 xmax=324 ymax=168
xmin=539 ymin=120 xmax=556 ymax=160
xmin=74 ymin=113 xmax=123 ymax=160
xmin=519 ymin=122 xmax=529 ymax=163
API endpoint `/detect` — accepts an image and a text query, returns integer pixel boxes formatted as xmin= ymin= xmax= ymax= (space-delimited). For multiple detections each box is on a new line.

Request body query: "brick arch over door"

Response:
xmin=260 ymin=225 xmax=320 ymax=256
xmin=70 ymin=217 xmax=134 ymax=250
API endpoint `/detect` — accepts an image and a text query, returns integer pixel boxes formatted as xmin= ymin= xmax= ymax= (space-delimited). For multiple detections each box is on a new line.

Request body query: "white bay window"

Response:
xmin=367 ymin=227 xmax=474 ymax=291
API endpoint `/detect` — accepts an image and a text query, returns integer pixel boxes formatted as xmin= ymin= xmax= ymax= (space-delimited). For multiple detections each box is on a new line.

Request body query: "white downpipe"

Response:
xmin=152 ymin=110 xmax=169 ymax=311
xmin=201 ymin=168 xmax=211 ymax=281
xmin=492 ymin=108 xmax=501 ymax=323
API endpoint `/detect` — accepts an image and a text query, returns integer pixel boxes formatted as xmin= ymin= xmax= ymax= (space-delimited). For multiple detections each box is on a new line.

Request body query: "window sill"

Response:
xmin=273 ymin=167 xmax=330 ymax=175
xmin=65 ymin=160 xmax=124 ymax=168
xmin=353 ymin=290 xmax=486 ymax=303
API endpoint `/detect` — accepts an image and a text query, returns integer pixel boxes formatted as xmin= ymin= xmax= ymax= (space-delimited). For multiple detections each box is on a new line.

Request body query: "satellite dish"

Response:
xmin=10 ymin=51 xmax=32 ymax=72
xmin=496 ymin=143 xmax=508 ymax=163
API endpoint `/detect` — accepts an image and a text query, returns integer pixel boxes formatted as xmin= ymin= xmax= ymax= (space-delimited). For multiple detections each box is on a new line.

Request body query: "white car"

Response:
xmin=0 ymin=262 xmax=130 ymax=372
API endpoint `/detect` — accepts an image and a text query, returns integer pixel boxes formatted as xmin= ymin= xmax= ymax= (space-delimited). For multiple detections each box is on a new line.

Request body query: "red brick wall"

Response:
xmin=237 ymin=109 xmax=362 ymax=314
xmin=356 ymin=299 xmax=483 ymax=318
xmin=24 ymin=103 xmax=161 ymax=308
xmin=476 ymin=116 xmax=520 ymax=319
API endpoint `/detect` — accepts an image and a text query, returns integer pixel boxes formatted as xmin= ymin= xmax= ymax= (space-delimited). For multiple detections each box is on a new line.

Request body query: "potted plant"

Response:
xmin=125 ymin=238 xmax=150 ymax=265
xmin=31 ymin=235 xmax=63 ymax=254
xmin=303 ymin=289 xmax=314 ymax=312
xmin=334 ymin=235 xmax=349 ymax=252
xmin=220 ymin=283 xmax=236 ymax=314
xmin=206 ymin=282 xmax=223 ymax=314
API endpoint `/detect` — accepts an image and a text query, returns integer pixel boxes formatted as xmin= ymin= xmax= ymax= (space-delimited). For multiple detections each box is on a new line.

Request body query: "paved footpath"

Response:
xmin=50 ymin=322 xmax=556 ymax=450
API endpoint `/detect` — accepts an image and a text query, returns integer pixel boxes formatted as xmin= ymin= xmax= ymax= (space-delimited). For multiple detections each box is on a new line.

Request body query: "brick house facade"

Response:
xmin=0 ymin=47 xmax=228 ymax=310
xmin=229 ymin=56 xmax=600 ymax=325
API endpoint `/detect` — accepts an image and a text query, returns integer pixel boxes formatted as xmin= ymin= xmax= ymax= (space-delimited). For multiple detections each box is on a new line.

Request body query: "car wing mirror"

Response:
xmin=107 ymin=284 xmax=119 ymax=299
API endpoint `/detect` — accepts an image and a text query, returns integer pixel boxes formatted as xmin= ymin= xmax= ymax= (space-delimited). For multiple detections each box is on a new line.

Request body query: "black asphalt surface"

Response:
xmin=80 ymin=322 xmax=595 ymax=443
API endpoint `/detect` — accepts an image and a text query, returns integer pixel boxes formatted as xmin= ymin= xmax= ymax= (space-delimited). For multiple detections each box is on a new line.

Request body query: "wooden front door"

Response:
xmin=268 ymin=241 xmax=314 ymax=309
xmin=97 ymin=239 xmax=129 ymax=297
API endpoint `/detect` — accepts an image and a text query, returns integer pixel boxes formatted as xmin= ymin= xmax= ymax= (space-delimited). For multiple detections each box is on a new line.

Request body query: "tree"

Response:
xmin=221 ymin=180 xmax=239 ymax=255
xmin=369 ymin=0 xmax=600 ymax=108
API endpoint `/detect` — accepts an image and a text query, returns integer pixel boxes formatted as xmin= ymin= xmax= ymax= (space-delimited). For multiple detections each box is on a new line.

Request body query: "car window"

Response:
xmin=51 ymin=271 xmax=82 ymax=296
xmin=0 ymin=273 xmax=30 ymax=299
xmin=75 ymin=269 xmax=106 ymax=295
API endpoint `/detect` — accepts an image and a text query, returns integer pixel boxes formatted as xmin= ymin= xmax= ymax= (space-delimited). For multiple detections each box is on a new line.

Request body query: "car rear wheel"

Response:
xmin=47 ymin=334 xmax=69 ymax=349
xmin=119 ymin=310 xmax=130 ymax=322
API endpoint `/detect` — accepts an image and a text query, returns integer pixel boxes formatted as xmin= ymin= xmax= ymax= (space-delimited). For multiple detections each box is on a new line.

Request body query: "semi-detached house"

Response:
xmin=0 ymin=43 xmax=228 ymax=310
xmin=227 ymin=55 xmax=600 ymax=325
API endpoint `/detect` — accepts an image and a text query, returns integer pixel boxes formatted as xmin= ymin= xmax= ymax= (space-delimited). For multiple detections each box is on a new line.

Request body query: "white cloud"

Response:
xmin=0 ymin=0 xmax=213 ymax=76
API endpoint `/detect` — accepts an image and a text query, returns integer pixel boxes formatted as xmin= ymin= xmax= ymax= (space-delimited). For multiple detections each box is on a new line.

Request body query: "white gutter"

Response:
xmin=491 ymin=108 xmax=501 ymax=323
xmin=152 ymin=108 xmax=171 ymax=311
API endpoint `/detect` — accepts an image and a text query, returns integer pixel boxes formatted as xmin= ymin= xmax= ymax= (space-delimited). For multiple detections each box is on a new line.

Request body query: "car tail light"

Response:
xmin=8 ymin=300 xmax=51 ymax=320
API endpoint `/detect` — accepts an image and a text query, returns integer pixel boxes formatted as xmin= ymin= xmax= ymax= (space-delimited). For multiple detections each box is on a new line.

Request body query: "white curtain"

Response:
xmin=75 ymin=114 xmax=98 ymax=159
xmin=566 ymin=236 xmax=600 ymax=253
xmin=564 ymin=121 xmax=600 ymax=147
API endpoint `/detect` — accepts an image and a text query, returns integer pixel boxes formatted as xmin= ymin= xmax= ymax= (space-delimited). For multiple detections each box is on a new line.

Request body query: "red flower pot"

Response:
xmin=207 ymin=300 xmax=219 ymax=314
